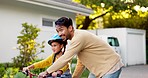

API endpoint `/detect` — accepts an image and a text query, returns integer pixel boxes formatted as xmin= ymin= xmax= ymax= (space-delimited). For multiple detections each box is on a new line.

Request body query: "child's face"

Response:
xmin=51 ymin=42 xmax=63 ymax=53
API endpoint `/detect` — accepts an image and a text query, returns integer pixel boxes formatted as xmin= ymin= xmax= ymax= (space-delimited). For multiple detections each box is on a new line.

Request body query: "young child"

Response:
xmin=23 ymin=34 xmax=70 ymax=77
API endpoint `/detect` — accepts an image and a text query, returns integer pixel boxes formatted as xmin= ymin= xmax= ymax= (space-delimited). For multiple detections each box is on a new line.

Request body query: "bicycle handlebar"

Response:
xmin=22 ymin=70 xmax=38 ymax=78
xmin=22 ymin=70 xmax=72 ymax=78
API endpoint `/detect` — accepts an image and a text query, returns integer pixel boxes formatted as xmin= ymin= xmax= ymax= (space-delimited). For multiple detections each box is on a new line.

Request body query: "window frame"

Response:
xmin=41 ymin=17 xmax=56 ymax=31
xmin=42 ymin=18 xmax=54 ymax=27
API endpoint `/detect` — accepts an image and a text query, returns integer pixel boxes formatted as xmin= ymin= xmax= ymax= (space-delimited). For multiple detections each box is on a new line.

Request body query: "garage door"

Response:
xmin=127 ymin=33 xmax=145 ymax=65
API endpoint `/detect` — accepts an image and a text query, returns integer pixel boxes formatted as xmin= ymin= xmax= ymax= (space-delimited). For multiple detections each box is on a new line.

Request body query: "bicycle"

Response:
xmin=22 ymin=70 xmax=37 ymax=78
xmin=22 ymin=70 xmax=72 ymax=78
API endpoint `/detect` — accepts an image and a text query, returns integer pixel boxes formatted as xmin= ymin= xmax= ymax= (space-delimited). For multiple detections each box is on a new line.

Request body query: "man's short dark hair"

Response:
xmin=55 ymin=17 xmax=73 ymax=28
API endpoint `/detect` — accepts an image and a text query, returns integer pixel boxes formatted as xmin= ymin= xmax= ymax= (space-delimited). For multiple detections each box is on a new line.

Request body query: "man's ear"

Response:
xmin=68 ymin=25 xmax=73 ymax=32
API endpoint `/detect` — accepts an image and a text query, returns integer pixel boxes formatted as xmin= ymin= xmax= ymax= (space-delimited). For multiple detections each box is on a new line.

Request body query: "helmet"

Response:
xmin=48 ymin=34 xmax=63 ymax=45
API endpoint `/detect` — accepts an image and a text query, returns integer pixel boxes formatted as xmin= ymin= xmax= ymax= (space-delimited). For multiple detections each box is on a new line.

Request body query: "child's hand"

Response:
xmin=23 ymin=65 xmax=34 ymax=72
xmin=23 ymin=67 xmax=29 ymax=72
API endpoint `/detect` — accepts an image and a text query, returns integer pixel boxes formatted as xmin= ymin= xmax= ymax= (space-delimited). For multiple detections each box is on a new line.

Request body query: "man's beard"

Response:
xmin=66 ymin=32 xmax=71 ymax=40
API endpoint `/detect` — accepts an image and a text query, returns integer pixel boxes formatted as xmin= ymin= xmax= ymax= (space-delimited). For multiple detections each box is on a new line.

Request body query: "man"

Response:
xmin=39 ymin=17 xmax=124 ymax=78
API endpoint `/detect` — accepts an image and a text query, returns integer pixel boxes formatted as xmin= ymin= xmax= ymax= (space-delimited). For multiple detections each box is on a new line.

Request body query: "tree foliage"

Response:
xmin=104 ymin=10 xmax=148 ymax=38
xmin=12 ymin=23 xmax=45 ymax=68
xmin=104 ymin=11 xmax=148 ymax=28
xmin=73 ymin=0 xmax=148 ymax=29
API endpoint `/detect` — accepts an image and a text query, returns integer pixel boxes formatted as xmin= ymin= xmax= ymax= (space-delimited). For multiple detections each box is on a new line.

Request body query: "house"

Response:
xmin=0 ymin=0 xmax=93 ymax=62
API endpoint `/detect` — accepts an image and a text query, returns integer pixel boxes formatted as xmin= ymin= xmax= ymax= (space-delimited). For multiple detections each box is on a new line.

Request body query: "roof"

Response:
xmin=53 ymin=0 xmax=88 ymax=8
xmin=17 ymin=0 xmax=93 ymax=16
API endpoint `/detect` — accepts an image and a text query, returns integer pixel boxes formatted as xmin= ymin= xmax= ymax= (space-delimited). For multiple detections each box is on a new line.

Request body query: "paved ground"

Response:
xmin=120 ymin=65 xmax=148 ymax=78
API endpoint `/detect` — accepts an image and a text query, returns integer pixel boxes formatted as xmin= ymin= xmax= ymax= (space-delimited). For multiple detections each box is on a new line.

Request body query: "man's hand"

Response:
xmin=38 ymin=71 xmax=48 ymax=78
xmin=52 ymin=70 xmax=63 ymax=77
xmin=52 ymin=72 xmax=58 ymax=77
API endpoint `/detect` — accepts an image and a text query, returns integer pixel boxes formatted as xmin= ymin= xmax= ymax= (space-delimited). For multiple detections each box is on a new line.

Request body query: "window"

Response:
xmin=107 ymin=37 xmax=119 ymax=46
xmin=42 ymin=18 xmax=54 ymax=27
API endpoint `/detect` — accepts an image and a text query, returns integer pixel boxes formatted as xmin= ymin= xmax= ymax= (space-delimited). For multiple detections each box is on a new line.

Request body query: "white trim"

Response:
xmin=17 ymin=0 xmax=93 ymax=16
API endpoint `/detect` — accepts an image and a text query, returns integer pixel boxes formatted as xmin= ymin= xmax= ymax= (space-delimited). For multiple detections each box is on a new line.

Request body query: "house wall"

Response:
xmin=0 ymin=0 xmax=76 ymax=62
xmin=97 ymin=28 xmax=146 ymax=66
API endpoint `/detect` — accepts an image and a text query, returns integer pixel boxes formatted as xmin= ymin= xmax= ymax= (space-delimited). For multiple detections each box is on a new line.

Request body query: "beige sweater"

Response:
xmin=47 ymin=30 xmax=121 ymax=78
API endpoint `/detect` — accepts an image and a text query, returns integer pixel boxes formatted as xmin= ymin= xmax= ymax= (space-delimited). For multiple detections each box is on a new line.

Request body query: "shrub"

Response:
xmin=14 ymin=72 xmax=27 ymax=78
xmin=2 ymin=68 xmax=19 ymax=78
xmin=12 ymin=23 xmax=45 ymax=68
xmin=30 ymin=59 xmax=47 ymax=75
xmin=0 ymin=63 xmax=5 ymax=78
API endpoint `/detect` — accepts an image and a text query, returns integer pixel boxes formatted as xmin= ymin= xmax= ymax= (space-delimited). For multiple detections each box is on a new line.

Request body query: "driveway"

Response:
xmin=120 ymin=65 xmax=148 ymax=78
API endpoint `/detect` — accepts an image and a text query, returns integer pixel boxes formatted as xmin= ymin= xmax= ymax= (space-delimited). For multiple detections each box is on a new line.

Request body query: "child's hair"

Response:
xmin=62 ymin=40 xmax=67 ymax=54
xmin=55 ymin=17 xmax=73 ymax=28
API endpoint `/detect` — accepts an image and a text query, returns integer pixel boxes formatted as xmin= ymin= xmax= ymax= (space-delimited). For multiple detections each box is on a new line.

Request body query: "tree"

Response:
xmin=104 ymin=10 xmax=148 ymax=28
xmin=13 ymin=23 xmax=45 ymax=68
xmin=73 ymin=0 xmax=148 ymax=29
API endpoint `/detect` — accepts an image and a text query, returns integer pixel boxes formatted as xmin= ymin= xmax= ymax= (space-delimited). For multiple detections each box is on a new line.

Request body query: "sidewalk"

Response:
xmin=120 ymin=65 xmax=148 ymax=78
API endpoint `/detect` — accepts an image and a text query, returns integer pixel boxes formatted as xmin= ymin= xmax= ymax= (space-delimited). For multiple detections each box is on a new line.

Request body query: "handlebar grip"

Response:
xmin=57 ymin=74 xmax=61 ymax=77
xmin=22 ymin=70 xmax=29 ymax=76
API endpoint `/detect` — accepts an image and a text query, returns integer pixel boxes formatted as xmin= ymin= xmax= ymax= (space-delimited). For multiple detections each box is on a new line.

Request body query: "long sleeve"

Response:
xmin=59 ymin=63 xmax=69 ymax=73
xmin=33 ymin=54 xmax=53 ymax=69
xmin=72 ymin=57 xmax=85 ymax=78
xmin=33 ymin=53 xmax=70 ymax=73
xmin=54 ymin=58 xmax=69 ymax=73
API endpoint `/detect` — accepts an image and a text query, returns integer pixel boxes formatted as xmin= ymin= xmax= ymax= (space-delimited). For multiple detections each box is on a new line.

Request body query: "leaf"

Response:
xmin=14 ymin=72 xmax=27 ymax=78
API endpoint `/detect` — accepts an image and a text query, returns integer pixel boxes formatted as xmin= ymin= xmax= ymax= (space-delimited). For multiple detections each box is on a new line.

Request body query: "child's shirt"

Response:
xmin=33 ymin=53 xmax=69 ymax=73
